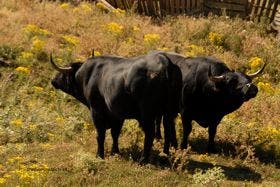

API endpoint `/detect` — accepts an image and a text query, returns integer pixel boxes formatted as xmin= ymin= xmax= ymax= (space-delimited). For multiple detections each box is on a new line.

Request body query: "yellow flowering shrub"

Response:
xmin=257 ymin=82 xmax=274 ymax=94
xmin=94 ymin=50 xmax=101 ymax=56
xmin=10 ymin=119 xmax=23 ymax=127
xmin=15 ymin=67 xmax=30 ymax=74
xmin=61 ymin=35 xmax=80 ymax=46
xmin=23 ymin=24 xmax=51 ymax=38
xmin=144 ymin=33 xmax=160 ymax=44
xmin=254 ymin=125 xmax=280 ymax=144
xmin=185 ymin=44 xmax=205 ymax=57
xmin=0 ymin=178 xmax=6 ymax=184
xmin=33 ymin=86 xmax=44 ymax=92
xmin=249 ymin=57 xmax=262 ymax=70
xmin=208 ymin=32 xmax=224 ymax=46
xmin=60 ymin=3 xmax=69 ymax=9
xmin=31 ymin=37 xmax=45 ymax=52
xmin=112 ymin=8 xmax=126 ymax=16
xmin=80 ymin=3 xmax=92 ymax=12
xmin=105 ymin=22 xmax=124 ymax=36
xmin=19 ymin=51 xmax=34 ymax=62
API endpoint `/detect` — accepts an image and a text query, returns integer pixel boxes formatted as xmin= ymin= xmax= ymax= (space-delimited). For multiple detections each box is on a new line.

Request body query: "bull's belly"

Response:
xmin=108 ymin=96 xmax=140 ymax=120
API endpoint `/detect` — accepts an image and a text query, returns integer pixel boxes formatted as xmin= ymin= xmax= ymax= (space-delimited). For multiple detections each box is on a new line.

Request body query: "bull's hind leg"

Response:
xmin=140 ymin=119 xmax=155 ymax=164
xmin=90 ymin=109 xmax=106 ymax=159
xmin=96 ymin=127 xmax=106 ymax=159
xmin=155 ymin=116 xmax=162 ymax=140
xmin=180 ymin=111 xmax=192 ymax=149
xmin=110 ymin=120 xmax=123 ymax=155
xmin=163 ymin=114 xmax=178 ymax=154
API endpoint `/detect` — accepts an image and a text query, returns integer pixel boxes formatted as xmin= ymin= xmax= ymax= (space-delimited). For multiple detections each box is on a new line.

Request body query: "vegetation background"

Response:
xmin=0 ymin=0 xmax=279 ymax=186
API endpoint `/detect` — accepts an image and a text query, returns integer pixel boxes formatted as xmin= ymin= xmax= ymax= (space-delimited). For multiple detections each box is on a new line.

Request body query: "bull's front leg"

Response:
xmin=207 ymin=124 xmax=218 ymax=153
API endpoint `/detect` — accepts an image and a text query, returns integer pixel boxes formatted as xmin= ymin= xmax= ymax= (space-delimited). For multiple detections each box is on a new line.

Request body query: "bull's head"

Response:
xmin=209 ymin=63 xmax=266 ymax=101
xmin=50 ymin=54 xmax=86 ymax=104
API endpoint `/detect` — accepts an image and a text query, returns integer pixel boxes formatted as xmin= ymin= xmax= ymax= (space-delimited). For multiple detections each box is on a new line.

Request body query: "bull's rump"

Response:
xmin=78 ymin=54 xmax=172 ymax=120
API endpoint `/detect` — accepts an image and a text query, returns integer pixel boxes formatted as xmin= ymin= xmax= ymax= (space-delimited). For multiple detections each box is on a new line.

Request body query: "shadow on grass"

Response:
xmin=189 ymin=137 xmax=280 ymax=167
xmin=119 ymin=144 xmax=262 ymax=182
xmin=187 ymin=160 xmax=262 ymax=182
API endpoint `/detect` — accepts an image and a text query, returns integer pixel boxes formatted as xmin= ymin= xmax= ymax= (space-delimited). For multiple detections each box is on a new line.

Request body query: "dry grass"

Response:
xmin=0 ymin=0 xmax=280 ymax=186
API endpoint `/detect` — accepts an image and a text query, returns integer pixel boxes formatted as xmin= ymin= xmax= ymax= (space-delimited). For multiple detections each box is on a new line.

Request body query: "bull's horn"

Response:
xmin=208 ymin=65 xmax=225 ymax=82
xmin=247 ymin=63 xmax=267 ymax=79
xmin=50 ymin=53 xmax=72 ymax=73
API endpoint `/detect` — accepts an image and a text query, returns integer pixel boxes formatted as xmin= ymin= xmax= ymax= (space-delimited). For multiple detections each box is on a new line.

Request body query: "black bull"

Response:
xmin=50 ymin=52 xmax=182 ymax=162
xmin=153 ymin=51 xmax=265 ymax=153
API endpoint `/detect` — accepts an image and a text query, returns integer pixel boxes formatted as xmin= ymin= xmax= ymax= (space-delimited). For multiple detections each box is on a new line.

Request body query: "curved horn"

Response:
xmin=50 ymin=53 xmax=72 ymax=73
xmin=247 ymin=63 xmax=267 ymax=79
xmin=208 ymin=65 xmax=225 ymax=82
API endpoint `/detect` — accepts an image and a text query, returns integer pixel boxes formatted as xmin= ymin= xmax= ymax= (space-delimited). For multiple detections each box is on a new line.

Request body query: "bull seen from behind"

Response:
xmin=153 ymin=51 xmax=265 ymax=153
xmin=50 ymin=52 xmax=182 ymax=163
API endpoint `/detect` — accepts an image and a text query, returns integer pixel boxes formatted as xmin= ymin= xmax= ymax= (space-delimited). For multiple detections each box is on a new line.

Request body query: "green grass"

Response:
xmin=0 ymin=0 xmax=280 ymax=186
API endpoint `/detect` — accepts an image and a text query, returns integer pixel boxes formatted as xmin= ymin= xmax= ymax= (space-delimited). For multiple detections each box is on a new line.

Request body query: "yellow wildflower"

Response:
xmin=94 ymin=50 xmax=101 ymax=56
xmin=185 ymin=44 xmax=205 ymax=57
xmin=62 ymin=35 xmax=80 ymax=46
xmin=208 ymin=32 xmax=224 ymax=46
xmin=40 ymin=143 xmax=52 ymax=149
xmin=80 ymin=3 xmax=92 ymax=12
xmin=3 ymin=174 xmax=11 ymax=179
xmin=55 ymin=116 xmax=64 ymax=124
xmin=249 ymin=57 xmax=262 ymax=70
xmin=112 ymin=8 xmax=126 ymax=16
xmin=133 ymin=26 xmax=140 ymax=32
xmin=144 ymin=33 xmax=160 ymax=44
xmin=83 ymin=123 xmax=91 ymax=130
xmin=50 ymin=91 xmax=56 ymax=97
xmin=10 ymin=119 xmax=23 ymax=127
xmin=33 ymin=86 xmax=44 ymax=92
xmin=60 ymin=3 xmax=69 ymax=9
xmin=0 ymin=178 xmax=6 ymax=184
xmin=20 ymin=51 xmax=34 ymax=61
xmin=47 ymin=133 xmax=55 ymax=141
xmin=257 ymin=82 xmax=274 ymax=94
xmin=157 ymin=47 xmax=169 ymax=51
xmin=31 ymin=37 xmax=45 ymax=52
xmin=29 ymin=124 xmax=37 ymax=131
xmin=105 ymin=22 xmax=124 ymax=36
xmin=23 ymin=24 xmax=51 ymax=37
xmin=15 ymin=66 xmax=30 ymax=74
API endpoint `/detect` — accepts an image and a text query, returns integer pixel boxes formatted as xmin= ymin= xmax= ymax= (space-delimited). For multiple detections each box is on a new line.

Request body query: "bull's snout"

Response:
xmin=243 ymin=83 xmax=258 ymax=101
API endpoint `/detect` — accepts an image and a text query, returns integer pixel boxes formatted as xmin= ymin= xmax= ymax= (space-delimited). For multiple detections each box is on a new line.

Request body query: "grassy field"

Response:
xmin=0 ymin=0 xmax=280 ymax=186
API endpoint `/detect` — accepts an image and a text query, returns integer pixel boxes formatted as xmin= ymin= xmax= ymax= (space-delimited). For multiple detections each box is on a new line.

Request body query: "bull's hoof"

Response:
xmin=111 ymin=147 xmax=120 ymax=155
xmin=180 ymin=142 xmax=188 ymax=150
xmin=139 ymin=156 xmax=149 ymax=165
xmin=171 ymin=140 xmax=178 ymax=148
xmin=163 ymin=147 xmax=170 ymax=155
